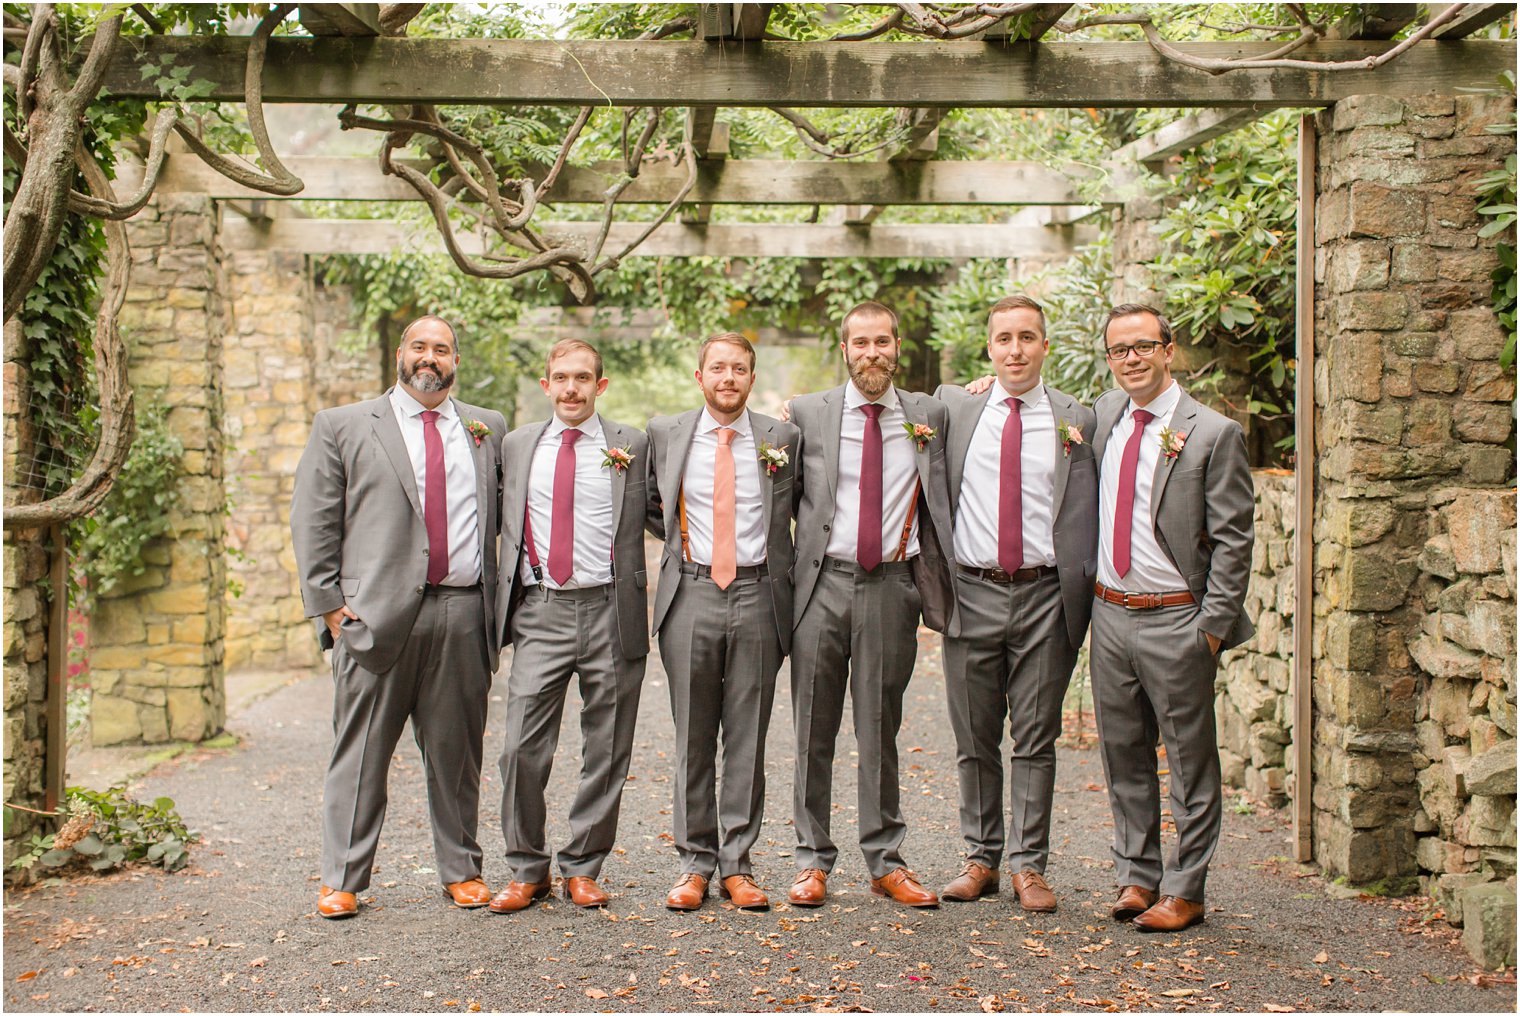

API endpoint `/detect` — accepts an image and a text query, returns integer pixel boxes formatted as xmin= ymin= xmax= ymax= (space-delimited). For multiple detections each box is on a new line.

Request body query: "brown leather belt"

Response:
xmin=1094 ymin=581 xmax=1196 ymax=609
xmin=959 ymin=564 xmax=1056 ymax=585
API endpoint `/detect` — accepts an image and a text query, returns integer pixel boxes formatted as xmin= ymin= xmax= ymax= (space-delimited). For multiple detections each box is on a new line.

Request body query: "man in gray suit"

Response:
xmin=787 ymin=301 xmax=955 ymax=909
xmin=1089 ymin=303 xmax=1254 ymax=933
xmin=292 ymin=315 xmax=506 ymax=919
xmin=646 ymin=333 xmax=800 ymax=912
xmin=934 ymin=295 xmax=1098 ymax=913
xmin=488 ymin=338 xmax=650 ymax=913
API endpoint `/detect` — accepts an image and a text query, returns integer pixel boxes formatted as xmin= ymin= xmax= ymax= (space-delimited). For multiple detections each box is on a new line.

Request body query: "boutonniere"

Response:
xmin=1159 ymin=426 xmax=1187 ymax=461
xmin=758 ymin=442 xmax=789 ymax=476
xmin=464 ymin=418 xmax=491 ymax=447
xmin=902 ymin=421 xmax=937 ymax=451
xmin=602 ymin=445 xmax=636 ymax=472
xmin=1057 ymin=420 xmax=1084 ymax=457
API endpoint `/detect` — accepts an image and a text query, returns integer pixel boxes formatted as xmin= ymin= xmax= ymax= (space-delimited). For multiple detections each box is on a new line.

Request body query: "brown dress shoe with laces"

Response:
xmin=1109 ymin=885 xmax=1159 ymax=922
xmin=1133 ymin=895 xmax=1205 ymax=933
xmin=870 ymin=868 xmax=939 ymax=907
xmin=721 ymin=874 xmax=770 ymax=910
xmin=666 ymin=873 xmax=708 ymax=911
xmin=443 ymin=877 xmax=492 ymax=909
xmin=564 ymin=875 xmax=610 ymax=908
xmin=317 ymin=885 xmax=358 ymax=919
xmin=1011 ymin=870 xmax=1057 ymax=913
xmin=941 ymin=861 xmax=1000 ymax=902
xmin=488 ymin=879 xmax=552 ymax=914
xmin=789 ymin=868 xmax=828 ymax=907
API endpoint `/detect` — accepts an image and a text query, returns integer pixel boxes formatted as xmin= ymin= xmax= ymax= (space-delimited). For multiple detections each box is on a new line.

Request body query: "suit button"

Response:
xmin=822 ymin=524 xmax=830 ymax=532
xmin=416 ymin=585 xmax=424 ymax=594
xmin=813 ymin=560 xmax=820 ymax=566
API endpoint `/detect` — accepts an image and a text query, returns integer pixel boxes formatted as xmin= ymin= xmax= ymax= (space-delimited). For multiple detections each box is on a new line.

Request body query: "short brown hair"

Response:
xmin=544 ymin=338 xmax=604 ymax=380
xmin=987 ymin=295 xmax=1046 ymax=338
xmin=839 ymin=300 xmax=899 ymax=343
xmin=698 ymin=332 xmax=757 ymax=371
xmin=1102 ymin=303 xmax=1173 ymax=346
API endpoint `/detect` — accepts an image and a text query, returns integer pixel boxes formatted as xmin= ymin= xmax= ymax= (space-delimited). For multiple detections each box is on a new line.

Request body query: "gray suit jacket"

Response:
xmin=790 ymin=384 xmax=956 ymax=634
xmin=1093 ymin=385 xmax=1255 ymax=651
xmin=495 ymin=414 xmax=650 ymax=661
xmin=936 ymin=383 xmax=1099 ymax=648
xmin=645 ymin=409 xmax=800 ymax=654
xmin=291 ymin=389 xmax=506 ymax=674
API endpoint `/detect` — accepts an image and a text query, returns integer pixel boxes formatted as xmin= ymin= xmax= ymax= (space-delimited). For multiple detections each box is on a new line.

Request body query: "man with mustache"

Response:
xmin=1089 ymin=304 xmax=1253 ymax=932
xmin=646 ymin=333 xmax=800 ymax=912
xmin=489 ymin=339 xmax=650 ymax=913
xmin=292 ymin=315 xmax=506 ymax=919
xmin=786 ymin=301 xmax=955 ymax=908
xmin=934 ymin=295 xmax=1098 ymax=913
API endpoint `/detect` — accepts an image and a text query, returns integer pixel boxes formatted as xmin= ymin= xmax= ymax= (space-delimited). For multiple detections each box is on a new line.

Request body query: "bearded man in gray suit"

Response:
xmin=934 ymin=295 xmax=1098 ymax=913
xmin=488 ymin=338 xmax=650 ymax=914
xmin=646 ymin=333 xmax=800 ymax=912
xmin=786 ymin=301 xmax=955 ymax=909
xmin=1089 ymin=304 xmax=1254 ymax=933
xmin=292 ymin=315 xmax=506 ymax=920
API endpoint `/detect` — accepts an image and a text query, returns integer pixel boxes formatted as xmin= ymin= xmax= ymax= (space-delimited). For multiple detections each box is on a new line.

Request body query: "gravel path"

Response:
xmin=5 ymin=629 xmax=1513 ymax=1013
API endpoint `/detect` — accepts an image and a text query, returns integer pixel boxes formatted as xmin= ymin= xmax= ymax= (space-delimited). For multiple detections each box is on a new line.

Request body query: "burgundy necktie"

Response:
xmin=857 ymin=403 xmax=885 ymax=571
xmin=420 ymin=409 xmax=449 ymax=586
xmin=1112 ymin=408 xmax=1155 ymax=580
xmin=999 ymin=397 xmax=1024 ymax=574
xmin=548 ymin=428 xmax=582 ymax=585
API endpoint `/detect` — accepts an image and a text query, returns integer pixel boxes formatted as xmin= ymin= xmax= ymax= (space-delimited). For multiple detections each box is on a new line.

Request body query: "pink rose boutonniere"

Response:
xmin=902 ymin=421 xmax=937 ymax=451
xmin=464 ymin=419 xmax=491 ymax=447
xmin=758 ymin=442 xmax=790 ymax=477
xmin=602 ymin=446 xmax=636 ymax=472
xmin=1159 ymin=426 xmax=1187 ymax=461
xmin=1057 ymin=420 xmax=1084 ymax=457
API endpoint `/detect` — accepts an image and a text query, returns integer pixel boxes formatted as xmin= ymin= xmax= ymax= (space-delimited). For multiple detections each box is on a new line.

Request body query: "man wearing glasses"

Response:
xmin=1088 ymin=303 xmax=1254 ymax=933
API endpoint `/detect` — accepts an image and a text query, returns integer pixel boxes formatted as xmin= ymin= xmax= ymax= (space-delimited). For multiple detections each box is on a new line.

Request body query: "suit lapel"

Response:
xmin=370 ymin=390 xmax=423 ymax=520
xmin=948 ymin=388 xmax=988 ymax=511
xmin=754 ymin=413 xmax=775 ymax=527
xmin=900 ymin=389 xmax=932 ymax=489
xmin=665 ymin=411 xmax=700 ymax=537
xmin=454 ymin=398 xmax=492 ymax=562
xmin=604 ymin=416 xmax=628 ymax=534
xmin=1150 ymin=388 xmax=1198 ymax=527
xmin=822 ymin=385 xmax=843 ymax=505
xmin=1048 ymin=387 xmax=1074 ymax=520
xmin=508 ymin=420 xmax=547 ymax=542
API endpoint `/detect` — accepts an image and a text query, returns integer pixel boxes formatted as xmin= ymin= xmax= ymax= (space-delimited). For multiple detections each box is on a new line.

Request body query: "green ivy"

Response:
xmin=7 ymin=785 xmax=193 ymax=874
xmin=1473 ymin=71 xmax=1517 ymax=369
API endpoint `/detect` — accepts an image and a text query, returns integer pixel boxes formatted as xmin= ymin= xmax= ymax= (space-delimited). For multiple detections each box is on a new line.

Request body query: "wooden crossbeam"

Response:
xmin=94 ymin=38 xmax=1515 ymax=107
xmin=688 ymin=5 xmax=772 ymax=222
xmin=297 ymin=3 xmax=380 ymax=36
xmin=1116 ymin=107 xmax=1276 ymax=170
xmin=127 ymin=154 xmax=1112 ymax=206
xmin=842 ymin=108 xmax=946 ymax=226
xmin=1327 ymin=4 xmax=1420 ymax=40
xmin=219 ymin=217 xmax=1100 ymax=258
xmin=1426 ymin=3 xmax=1514 ymax=39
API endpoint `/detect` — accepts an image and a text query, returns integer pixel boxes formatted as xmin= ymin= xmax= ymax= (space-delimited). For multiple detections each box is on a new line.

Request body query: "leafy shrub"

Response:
xmin=8 ymin=786 xmax=194 ymax=875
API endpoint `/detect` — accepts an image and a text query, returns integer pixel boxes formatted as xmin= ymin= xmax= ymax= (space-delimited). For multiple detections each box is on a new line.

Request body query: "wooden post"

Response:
xmin=1292 ymin=113 xmax=1316 ymax=864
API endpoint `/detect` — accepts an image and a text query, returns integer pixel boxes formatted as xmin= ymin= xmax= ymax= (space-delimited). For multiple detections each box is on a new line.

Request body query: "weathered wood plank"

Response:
xmin=95 ymin=38 xmax=1515 ymax=107
xmin=1327 ymin=4 xmax=1419 ymax=40
xmin=131 ymin=154 xmax=1112 ymax=205
xmin=696 ymin=3 xmax=773 ymax=40
xmin=219 ymin=217 xmax=1099 ymax=258
xmin=1117 ymin=107 xmax=1275 ymax=168
xmin=1426 ymin=3 xmax=1513 ymax=39
xmin=297 ymin=3 xmax=381 ymax=36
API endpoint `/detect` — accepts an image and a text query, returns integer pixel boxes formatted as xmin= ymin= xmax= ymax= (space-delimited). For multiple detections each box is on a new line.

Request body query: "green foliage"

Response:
xmin=1473 ymin=71 xmax=1518 ymax=369
xmin=7 ymin=786 xmax=193 ymax=875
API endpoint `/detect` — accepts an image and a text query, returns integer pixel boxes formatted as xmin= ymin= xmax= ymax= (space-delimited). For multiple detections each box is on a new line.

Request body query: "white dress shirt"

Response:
xmin=824 ymin=383 xmax=921 ymax=562
xmin=1097 ymin=381 xmax=1188 ymax=592
xmin=521 ymin=413 xmax=615 ymax=589
xmin=389 ymin=386 xmax=481 ymax=586
xmin=681 ymin=408 xmax=767 ymax=567
xmin=953 ymin=381 xmax=1057 ymax=570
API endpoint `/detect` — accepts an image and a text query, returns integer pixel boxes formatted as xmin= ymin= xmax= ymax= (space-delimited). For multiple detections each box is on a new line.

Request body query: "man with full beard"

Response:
xmin=292 ymin=315 xmax=506 ymax=919
xmin=786 ymin=301 xmax=956 ymax=908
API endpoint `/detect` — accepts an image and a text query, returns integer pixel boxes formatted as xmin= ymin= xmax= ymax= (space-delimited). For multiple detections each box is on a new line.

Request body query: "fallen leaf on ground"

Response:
xmin=15 ymin=971 xmax=40 ymax=982
xmin=585 ymin=988 xmax=609 ymax=999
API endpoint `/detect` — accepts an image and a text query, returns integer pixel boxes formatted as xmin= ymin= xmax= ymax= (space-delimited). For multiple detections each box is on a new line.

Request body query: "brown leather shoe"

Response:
xmin=666 ymin=873 xmax=707 ymax=911
xmin=443 ymin=877 xmax=492 ymax=909
xmin=1133 ymin=895 xmax=1205 ymax=933
xmin=1109 ymin=884 xmax=1159 ymax=922
xmin=870 ymin=868 xmax=939 ymax=908
xmin=721 ymin=874 xmax=770 ymax=910
xmin=487 ymin=879 xmax=551 ymax=914
xmin=317 ymin=885 xmax=357 ymax=919
xmin=789 ymin=868 xmax=828 ymax=907
xmin=1011 ymin=869 xmax=1057 ymax=913
xmin=941 ymin=861 xmax=1000 ymax=902
xmin=564 ymin=875 xmax=610 ymax=908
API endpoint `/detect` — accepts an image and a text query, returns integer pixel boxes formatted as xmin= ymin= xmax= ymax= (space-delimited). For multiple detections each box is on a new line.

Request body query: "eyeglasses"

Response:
xmin=1104 ymin=340 xmax=1167 ymax=361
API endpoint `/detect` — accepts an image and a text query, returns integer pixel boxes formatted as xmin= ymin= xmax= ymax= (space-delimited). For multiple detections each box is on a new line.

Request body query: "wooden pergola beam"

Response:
xmin=1426 ymin=3 xmax=1514 ymax=39
xmin=297 ymin=3 xmax=381 ymax=36
xmin=688 ymin=5 xmax=772 ymax=222
xmin=843 ymin=108 xmax=947 ymax=226
xmin=128 ymin=154 xmax=1113 ymax=206
xmin=95 ymin=38 xmax=1515 ymax=107
xmin=1327 ymin=4 xmax=1420 ymax=40
xmin=1117 ymin=107 xmax=1277 ymax=170
xmin=220 ymin=217 xmax=1100 ymax=259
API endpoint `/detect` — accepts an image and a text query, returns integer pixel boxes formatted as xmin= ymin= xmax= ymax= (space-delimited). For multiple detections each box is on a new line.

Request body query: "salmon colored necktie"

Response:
xmin=711 ymin=427 xmax=737 ymax=589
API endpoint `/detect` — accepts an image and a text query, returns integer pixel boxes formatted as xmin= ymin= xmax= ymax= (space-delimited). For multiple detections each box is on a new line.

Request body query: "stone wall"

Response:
xmin=88 ymin=195 xmax=229 ymax=745
xmin=1312 ymin=93 xmax=1515 ymax=966
xmin=1217 ymin=471 xmax=1296 ymax=806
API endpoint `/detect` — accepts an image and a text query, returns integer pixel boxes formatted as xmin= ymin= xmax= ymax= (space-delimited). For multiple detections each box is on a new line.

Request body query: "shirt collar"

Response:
xmin=698 ymin=407 xmax=751 ymax=436
xmin=997 ymin=380 xmax=1045 ymax=410
xmin=547 ymin=412 xmax=604 ymax=442
xmin=845 ymin=381 xmax=900 ymax=411
xmin=1126 ymin=381 xmax=1180 ymax=424
xmin=392 ymin=385 xmax=456 ymax=421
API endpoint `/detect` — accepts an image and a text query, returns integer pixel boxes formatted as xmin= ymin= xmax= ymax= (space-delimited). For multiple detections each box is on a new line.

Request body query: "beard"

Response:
xmin=401 ymin=358 xmax=455 ymax=393
xmin=848 ymin=355 xmax=897 ymax=400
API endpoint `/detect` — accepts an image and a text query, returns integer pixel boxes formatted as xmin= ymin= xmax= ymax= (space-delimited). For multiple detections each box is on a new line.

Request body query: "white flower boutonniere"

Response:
xmin=758 ymin=442 xmax=789 ymax=477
